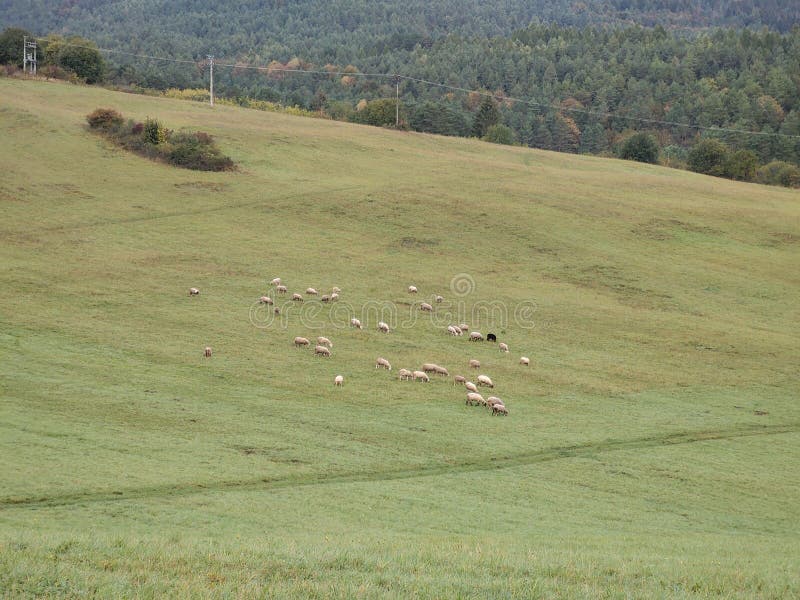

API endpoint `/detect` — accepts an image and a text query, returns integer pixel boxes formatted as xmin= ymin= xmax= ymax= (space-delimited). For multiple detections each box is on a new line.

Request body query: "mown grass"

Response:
xmin=0 ymin=77 xmax=798 ymax=598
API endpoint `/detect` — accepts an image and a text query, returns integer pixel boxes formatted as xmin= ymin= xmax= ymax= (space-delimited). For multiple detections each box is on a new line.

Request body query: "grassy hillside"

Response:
xmin=0 ymin=78 xmax=798 ymax=598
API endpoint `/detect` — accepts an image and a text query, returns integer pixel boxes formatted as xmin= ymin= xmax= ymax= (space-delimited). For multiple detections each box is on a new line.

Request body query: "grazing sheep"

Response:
xmin=274 ymin=307 xmax=280 ymax=315
xmin=276 ymin=285 xmax=288 ymax=294
xmin=321 ymin=294 xmax=331 ymax=302
xmin=317 ymin=336 xmax=333 ymax=348
xmin=435 ymin=295 xmax=444 ymax=303
xmin=377 ymin=321 xmax=390 ymax=333
xmin=270 ymin=278 xmax=281 ymax=286
xmin=334 ymin=375 xmax=344 ymax=387
xmin=398 ymin=368 xmax=413 ymax=381
xmin=376 ymin=357 xmax=392 ymax=370
xmin=292 ymin=293 xmax=303 ymax=301
xmin=465 ymin=381 xmax=479 ymax=393
xmin=350 ymin=317 xmax=363 ymax=329
xmin=519 ymin=356 xmax=530 ymax=366
xmin=314 ymin=345 xmax=331 ymax=357
xmin=486 ymin=396 xmax=504 ymax=408
xmin=469 ymin=359 xmax=481 ymax=369
xmin=259 ymin=296 xmax=273 ymax=305
xmin=434 ymin=365 xmax=449 ymax=376
xmin=447 ymin=325 xmax=462 ymax=336
xmin=422 ymin=363 xmax=439 ymax=374
xmin=492 ymin=404 xmax=509 ymax=416
xmin=413 ymin=370 xmax=430 ymax=383
xmin=203 ymin=346 xmax=212 ymax=357
xmin=454 ymin=375 xmax=466 ymax=386
xmin=469 ymin=331 xmax=484 ymax=342
xmin=332 ymin=286 xmax=341 ymax=294
xmin=294 ymin=336 xmax=310 ymax=347
xmin=466 ymin=392 xmax=486 ymax=406
xmin=420 ymin=302 xmax=433 ymax=312
xmin=330 ymin=293 xmax=339 ymax=302
xmin=459 ymin=323 xmax=469 ymax=332
xmin=477 ymin=375 xmax=494 ymax=388
xmin=306 ymin=287 xmax=318 ymax=295
xmin=499 ymin=342 xmax=509 ymax=353
xmin=189 ymin=287 xmax=200 ymax=296
xmin=408 ymin=286 xmax=418 ymax=294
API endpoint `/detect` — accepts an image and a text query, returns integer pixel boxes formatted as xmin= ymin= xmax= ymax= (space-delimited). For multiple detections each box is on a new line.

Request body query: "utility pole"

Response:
xmin=207 ymin=55 xmax=214 ymax=106
xmin=394 ymin=75 xmax=400 ymax=127
xmin=23 ymin=36 xmax=37 ymax=76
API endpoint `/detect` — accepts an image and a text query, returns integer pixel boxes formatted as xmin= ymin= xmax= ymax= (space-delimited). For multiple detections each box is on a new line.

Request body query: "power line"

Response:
xmin=31 ymin=37 xmax=800 ymax=140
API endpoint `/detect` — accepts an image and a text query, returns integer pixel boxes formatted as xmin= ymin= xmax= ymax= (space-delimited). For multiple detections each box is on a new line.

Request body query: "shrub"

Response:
xmin=167 ymin=131 xmax=234 ymax=171
xmin=725 ymin=149 xmax=759 ymax=182
xmin=483 ymin=124 xmax=516 ymax=145
xmin=142 ymin=117 xmax=167 ymax=145
xmin=687 ymin=138 xmax=730 ymax=177
xmin=86 ymin=108 xmax=124 ymax=130
xmin=619 ymin=133 xmax=659 ymax=164
xmin=756 ymin=160 xmax=800 ymax=188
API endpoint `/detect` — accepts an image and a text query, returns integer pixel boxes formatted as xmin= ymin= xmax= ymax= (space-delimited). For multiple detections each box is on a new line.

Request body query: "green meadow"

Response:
xmin=0 ymin=77 xmax=798 ymax=598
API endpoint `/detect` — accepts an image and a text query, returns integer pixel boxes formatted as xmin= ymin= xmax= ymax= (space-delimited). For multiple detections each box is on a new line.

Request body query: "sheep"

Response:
xmin=317 ymin=336 xmax=333 ymax=348
xmin=408 ymin=286 xmax=418 ymax=294
xmin=421 ymin=363 xmax=439 ymax=374
xmin=292 ymin=293 xmax=303 ymax=301
xmin=334 ymin=375 xmax=344 ymax=387
xmin=332 ymin=286 xmax=341 ymax=294
xmin=350 ymin=317 xmax=363 ymax=329
xmin=276 ymin=285 xmax=288 ymax=294
xmin=420 ymin=302 xmax=433 ymax=312
xmin=435 ymin=295 xmax=444 ymax=303
xmin=398 ymin=368 xmax=413 ymax=381
xmin=330 ymin=293 xmax=339 ymax=302
xmin=465 ymin=381 xmax=479 ymax=393
xmin=469 ymin=331 xmax=484 ymax=342
xmin=469 ymin=359 xmax=481 ymax=369
xmin=377 ymin=321 xmax=390 ymax=333
xmin=270 ymin=277 xmax=281 ymax=286
xmin=413 ymin=370 xmax=430 ymax=383
xmin=477 ymin=375 xmax=494 ymax=388
xmin=520 ymin=356 xmax=530 ymax=366
xmin=459 ymin=323 xmax=469 ymax=332
xmin=486 ymin=396 xmax=504 ymax=408
xmin=274 ymin=307 xmax=281 ymax=315
xmin=189 ymin=287 xmax=200 ymax=296
xmin=259 ymin=296 xmax=273 ymax=305
xmin=447 ymin=325 xmax=460 ymax=336
xmin=487 ymin=333 xmax=497 ymax=342
xmin=320 ymin=294 xmax=331 ymax=303
xmin=314 ymin=345 xmax=331 ymax=357
xmin=306 ymin=287 xmax=318 ymax=295
xmin=492 ymin=404 xmax=509 ymax=416
xmin=375 ymin=357 xmax=391 ymax=370
xmin=434 ymin=365 xmax=449 ymax=376
xmin=453 ymin=375 xmax=466 ymax=386
xmin=203 ymin=346 xmax=212 ymax=357
xmin=466 ymin=392 xmax=486 ymax=406
xmin=499 ymin=342 xmax=509 ymax=353
xmin=294 ymin=336 xmax=310 ymax=347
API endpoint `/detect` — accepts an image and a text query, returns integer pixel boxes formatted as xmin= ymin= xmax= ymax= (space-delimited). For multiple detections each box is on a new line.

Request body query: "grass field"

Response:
xmin=1 ymin=77 xmax=799 ymax=598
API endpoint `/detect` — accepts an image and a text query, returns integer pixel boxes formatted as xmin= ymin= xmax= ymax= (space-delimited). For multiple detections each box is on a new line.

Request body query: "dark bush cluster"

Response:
xmin=86 ymin=108 xmax=235 ymax=172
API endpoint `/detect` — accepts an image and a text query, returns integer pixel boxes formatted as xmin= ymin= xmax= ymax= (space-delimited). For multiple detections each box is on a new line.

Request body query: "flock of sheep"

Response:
xmin=193 ymin=279 xmax=530 ymax=417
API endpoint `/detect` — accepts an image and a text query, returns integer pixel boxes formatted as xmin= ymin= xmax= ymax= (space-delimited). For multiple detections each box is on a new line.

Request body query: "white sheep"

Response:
xmin=330 ymin=293 xmax=339 ymax=301
xmin=421 ymin=363 xmax=439 ymax=374
xmin=270 ymin=277 xmax=281 ymax=286
xmin=413 ymin=370 xmax=430 ymax=382
xmin=377 ymin=321 xmax=390 ymax=333
xmin=375 ymin=357 xmax=392 ymax=370
xmin=466 ymin=392 xmax=486 ymax=406
xmin=520 ymin=356 xmax=530 ymax=366
xmin=499 ymin=342 xmax=509 ymax=352
xmin=259 ymin=296 xmax=273 ymax=305
xmin=492 ymin=404 xmax=509 ymax=416
xmin=320 ymin=294 xmax=331 ymax=302
xmin=203 ymin=346 xmax=212 ymax=357
xmin=292 ymin=293 xmax=303 ymax=301
xmin=465 ymin=381 xmax=479 ymax=393
xmin=398 ymin=368 xmax=413 ymax=381
xmin=314 ymin=345 xmax=331 ymax=357
xmin=317 ymin=336 xmax=333 ymax=348
xmin=294 ymin=336 xmax=310 ymax=347
xmin=486 ymin=396 xmax=504 ymax=408
xmin=453 ymin=375 xmax=466 ymax=386
xmin=350 ymin=317 xmax=363 ymax=329
xmin=435 ymin=295 xmax=444 ymax=303
xmin=334 ymin=375 xmax=344 ymax=386
xmin=477 ymin=375 xmax=494 ymax=388
xmin=189 ymin=287 xmax=200 ymax=296
xmin=332 ymin=286 xmax=341 ymax=294
xmin=459 ymin=323 xmax=469 ymax=332
xmin=276 ymin=285 xmax=288 ymax=294
xmin=469 ymin=331 xmax=484 ymax=342
xmin=447 ymin=325 xmax=459 ymax=336
xmin=434 ymin=365 xmax=449 ymax=376
xmin=408 ymin=286 xmax=418 ymax=294
xmin=469 ymin=359 xmax=481 ymax=369
xmin=306 ymin=287 xmax=318 ymax=295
